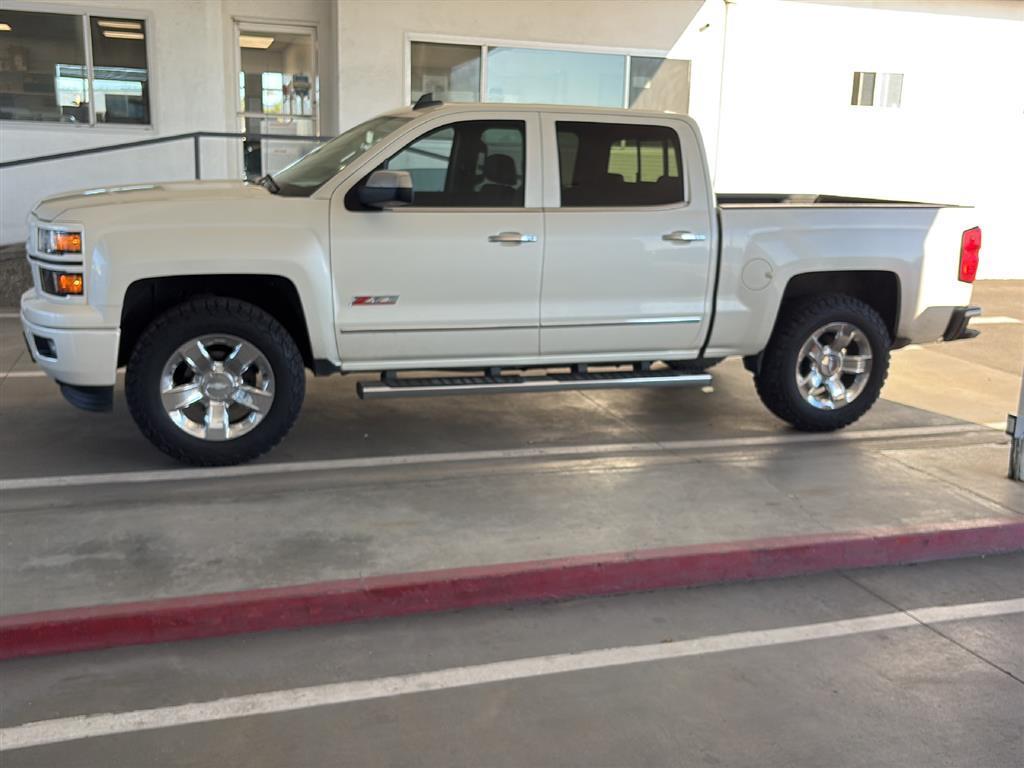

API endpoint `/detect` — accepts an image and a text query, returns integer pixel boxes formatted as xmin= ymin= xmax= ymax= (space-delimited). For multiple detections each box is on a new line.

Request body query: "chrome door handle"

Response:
xmin=488 ymin=232 xmax=538 ymax=244
xmin=662 ymin=231 xmax=707 ymax=243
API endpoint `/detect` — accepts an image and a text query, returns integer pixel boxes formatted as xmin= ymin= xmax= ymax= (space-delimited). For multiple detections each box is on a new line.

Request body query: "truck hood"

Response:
xmin=32 ymin=181 xmax=269 ymax=222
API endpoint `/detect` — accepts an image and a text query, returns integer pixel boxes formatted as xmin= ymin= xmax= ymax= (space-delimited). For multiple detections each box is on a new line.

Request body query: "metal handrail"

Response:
xmin=0 ymin=131 xmax=334 ymax=178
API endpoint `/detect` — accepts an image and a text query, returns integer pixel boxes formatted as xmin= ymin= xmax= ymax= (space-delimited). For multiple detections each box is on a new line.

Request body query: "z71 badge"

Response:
xmin=351 ymin=295 xmax=399 ymax=306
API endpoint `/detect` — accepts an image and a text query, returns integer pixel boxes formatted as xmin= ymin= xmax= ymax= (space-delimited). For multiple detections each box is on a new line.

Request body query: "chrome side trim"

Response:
xmin=340 ymin=324 xmax=535 ymax=333
xmin=543 ymin=316 xmax=702 ymax=328
xmin=339 ymin=317 xmax=702 ymax=334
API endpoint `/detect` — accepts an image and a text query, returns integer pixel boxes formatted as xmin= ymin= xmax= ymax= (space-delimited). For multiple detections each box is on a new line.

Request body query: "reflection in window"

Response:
xmin=0 ymin=10 xmax=87 ymax=122
xmin=608 ymin=139 xmax=680 ymax=183
xmin=628 ymin=57 xmax=689 ymax=114
xmin=487 ymin=47 xmax=625 ymax=108
xmin=556 ymin=131 xmax=580 ymax=190
xmin=410 ymin=42 xmax=480 ymax=103
xmin=89 ymin=17 xmax=150 ymax=124
xmin=386 ymin=126 xmax=455 ymax=193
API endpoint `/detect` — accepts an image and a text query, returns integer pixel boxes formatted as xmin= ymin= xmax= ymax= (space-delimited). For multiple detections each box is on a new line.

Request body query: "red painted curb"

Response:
xmin=2 ymin=517 xmax=1022 ymax=660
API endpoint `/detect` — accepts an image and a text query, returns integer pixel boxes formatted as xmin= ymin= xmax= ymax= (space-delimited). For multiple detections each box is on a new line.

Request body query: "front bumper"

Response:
xmin=942 ymin=305 xmax=982 ymax=342
xmin=20 ymin=290 xmax=120 ymax=389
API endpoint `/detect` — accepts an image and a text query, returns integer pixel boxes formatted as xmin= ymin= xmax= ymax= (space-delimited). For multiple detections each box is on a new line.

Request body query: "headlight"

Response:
xmin=38 ymin=228 xmax=82 ymax=255
xmin=39 ymin=268 xmax=84 ymax=296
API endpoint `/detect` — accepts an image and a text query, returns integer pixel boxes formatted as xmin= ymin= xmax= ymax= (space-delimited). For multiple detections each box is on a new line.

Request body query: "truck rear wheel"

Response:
xmin=754 ymin=294 xmax=890 ymax=431
xmin=126 ymin=297 xmax=305 ymax=465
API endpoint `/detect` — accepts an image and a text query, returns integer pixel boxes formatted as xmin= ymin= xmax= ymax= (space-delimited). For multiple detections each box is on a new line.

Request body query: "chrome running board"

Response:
xmin=357 ymin=369 xmax=712 ymax=399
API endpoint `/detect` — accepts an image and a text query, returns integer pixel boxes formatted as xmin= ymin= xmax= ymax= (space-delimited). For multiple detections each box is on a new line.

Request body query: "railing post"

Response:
xmin=1010 ymin=368 xmax=1024 ymax=482
xmin=193 ymin=134 xmax=201 ymax=180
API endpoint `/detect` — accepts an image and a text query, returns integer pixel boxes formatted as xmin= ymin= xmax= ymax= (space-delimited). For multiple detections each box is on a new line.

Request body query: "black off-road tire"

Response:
xmin=754 ymin=294 xmax=890 ymax=432
xmin=125 ymin=297 xmax=305 ymax=465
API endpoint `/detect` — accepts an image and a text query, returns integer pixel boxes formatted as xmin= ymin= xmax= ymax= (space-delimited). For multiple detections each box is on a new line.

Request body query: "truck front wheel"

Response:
xmin=125 ymin=297 xmax=305 ymax=465
xmin=754 ymin=294 xmax=891 ymax=432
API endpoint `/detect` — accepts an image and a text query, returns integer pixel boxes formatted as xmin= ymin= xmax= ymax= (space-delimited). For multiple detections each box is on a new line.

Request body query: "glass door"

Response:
xmin=235 ymin=21 xmax=318 ymax=180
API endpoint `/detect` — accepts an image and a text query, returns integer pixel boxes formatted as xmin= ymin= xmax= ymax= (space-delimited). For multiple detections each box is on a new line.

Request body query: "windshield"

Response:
xmin=270 ymin=115 xmax=412 ymax=196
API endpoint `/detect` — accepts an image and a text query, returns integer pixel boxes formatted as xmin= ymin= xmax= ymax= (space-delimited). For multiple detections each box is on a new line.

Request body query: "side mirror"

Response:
xmin=358 ymin=170 xmax=414 ymax=209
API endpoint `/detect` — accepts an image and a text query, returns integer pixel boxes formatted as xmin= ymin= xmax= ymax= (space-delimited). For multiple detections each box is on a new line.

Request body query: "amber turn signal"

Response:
xmin=57 ymin=273 xmax=84 ymax=295
xmin=39 ymin=268 xmax=85 ymax=297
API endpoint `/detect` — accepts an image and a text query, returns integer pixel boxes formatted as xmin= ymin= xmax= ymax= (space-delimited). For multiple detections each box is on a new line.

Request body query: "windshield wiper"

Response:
xmin=258 ymin=174 xmax=280 ymax=194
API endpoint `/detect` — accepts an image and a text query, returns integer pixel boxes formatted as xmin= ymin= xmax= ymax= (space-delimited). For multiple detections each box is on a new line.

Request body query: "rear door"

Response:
xmin=539 ymin=114 xmax=714 ymax=358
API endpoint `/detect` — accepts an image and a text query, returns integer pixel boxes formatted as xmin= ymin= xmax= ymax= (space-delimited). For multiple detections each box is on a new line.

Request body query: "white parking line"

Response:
xmin=2 ymin=597 xmax=1020 ymax=752
xmin=1 ymin=369 xmax=126 ymax=380
xmin=970 ymin=316 xmax=1021 ymax=325
xmin=1 ymin=370 xmax=45 ymax=378
xmin=0 ymin=423 xmax=990 ymax=492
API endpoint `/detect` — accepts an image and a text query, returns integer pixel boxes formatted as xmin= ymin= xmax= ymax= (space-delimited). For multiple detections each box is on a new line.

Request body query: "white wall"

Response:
xmin=714 ymin=0 xmax=1024 ymax=278
xmin=0 ymin=0 xmax=337 ymax=245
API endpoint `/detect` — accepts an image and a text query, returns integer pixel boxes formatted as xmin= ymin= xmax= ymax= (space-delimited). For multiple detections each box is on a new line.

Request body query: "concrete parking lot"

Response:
xmin=0 ymin=282 xmax=1021 ymax=620
xmin=1 ymin=555 xmax=1021 ymax=766
xmin=0 ymin=281 xmax=1021 ymax=763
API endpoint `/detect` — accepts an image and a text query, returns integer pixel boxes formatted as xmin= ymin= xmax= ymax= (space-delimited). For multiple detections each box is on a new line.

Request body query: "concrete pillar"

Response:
xmin=1011 ymin=367 xmax=1024 ymax=482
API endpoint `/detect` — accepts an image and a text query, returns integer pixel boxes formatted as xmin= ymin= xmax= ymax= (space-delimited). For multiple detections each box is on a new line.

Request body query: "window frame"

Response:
xmin=0 ymin=1 xmax=156 ymax=130
xmin=335 ymin=110 xmax=542 ymax=212
xmin=369 ymin=118 xmax=528 ymax=210
xmin=404 ymin=32 xmax=677 ymax=111
xmin=544 ymin=115 xmax=691 ymax=211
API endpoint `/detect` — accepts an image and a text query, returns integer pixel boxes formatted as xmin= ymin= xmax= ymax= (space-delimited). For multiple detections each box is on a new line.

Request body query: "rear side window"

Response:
xmin=556 ymin=122 xmax=684 ymax=207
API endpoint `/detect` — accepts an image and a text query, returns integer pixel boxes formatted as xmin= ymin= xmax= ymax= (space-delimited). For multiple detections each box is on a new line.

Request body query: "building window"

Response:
xmin=410 ymin=41 xmax=689 ymax=114
xmin=89 ymin=17 xmax=150 ymax=124
xmin=487 ymin=47 xmax=625 ymax=108
xmin=851 ymin=72 xmax=902 ymax=108
xmin=0 ymin=9 xmax=149 ymax=125
xmin=556 ymin=121 xmax=684 ymax=207
xmin=410 ymin=42 xmax=480 ymax=103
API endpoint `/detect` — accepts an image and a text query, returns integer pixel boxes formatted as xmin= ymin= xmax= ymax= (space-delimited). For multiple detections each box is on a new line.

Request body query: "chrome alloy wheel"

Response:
xmin=159 ymin=334 xmax=275 ymax=441
xmin=795 ymin=322 xmax=873 ymax=410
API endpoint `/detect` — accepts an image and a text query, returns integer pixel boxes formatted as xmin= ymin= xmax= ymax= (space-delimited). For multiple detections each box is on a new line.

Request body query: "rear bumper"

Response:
xmin=942 ymin=305 xmax=982 ymax=342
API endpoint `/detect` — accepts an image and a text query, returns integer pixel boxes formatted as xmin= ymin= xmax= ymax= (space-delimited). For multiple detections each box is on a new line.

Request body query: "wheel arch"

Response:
xmin=118 ymin=275 xmax=322 ymax=371
xmin=744 ymin=270 xmax=900 ymax=374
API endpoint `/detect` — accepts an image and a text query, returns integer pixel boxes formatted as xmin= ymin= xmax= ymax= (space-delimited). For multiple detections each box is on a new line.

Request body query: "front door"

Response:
xmin=539 ymin=114 xmax=714 ymax=359
xmin=330 ymin=112 xmax=543 ymax=369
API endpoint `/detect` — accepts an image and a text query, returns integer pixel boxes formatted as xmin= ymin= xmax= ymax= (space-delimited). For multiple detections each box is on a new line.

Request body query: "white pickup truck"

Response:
xmin=20 ymin=100 xmax=982 ymax=465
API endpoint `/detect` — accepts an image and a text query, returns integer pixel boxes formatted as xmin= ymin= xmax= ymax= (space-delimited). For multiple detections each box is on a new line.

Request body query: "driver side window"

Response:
xmin=386 ymin=126 xmax=454 ymax=194
xmin=382 ymin=120 xmax=525 ymax=208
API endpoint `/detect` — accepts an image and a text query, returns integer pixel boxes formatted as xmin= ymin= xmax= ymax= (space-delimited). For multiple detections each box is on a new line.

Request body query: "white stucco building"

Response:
xmin=1 ymin=0 xmax=1021 ymax=277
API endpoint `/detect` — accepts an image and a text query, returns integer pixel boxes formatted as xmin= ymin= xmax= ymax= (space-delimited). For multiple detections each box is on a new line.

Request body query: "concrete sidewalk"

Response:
xmin=1 ymin=426 xmax=1018 ymax=618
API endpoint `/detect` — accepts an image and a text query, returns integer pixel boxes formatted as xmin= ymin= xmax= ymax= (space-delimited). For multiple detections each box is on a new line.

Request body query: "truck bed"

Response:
xmin=716 ymin=193 xmax=955 ymax=208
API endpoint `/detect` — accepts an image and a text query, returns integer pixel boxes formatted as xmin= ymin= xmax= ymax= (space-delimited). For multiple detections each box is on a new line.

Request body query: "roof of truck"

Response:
xmin=385 ymin=100 xmax=693 ymax=123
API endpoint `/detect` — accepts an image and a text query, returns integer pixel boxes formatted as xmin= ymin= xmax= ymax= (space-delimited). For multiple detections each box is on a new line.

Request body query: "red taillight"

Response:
xmin=959 ymin=227 xmax=981 ymax=283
